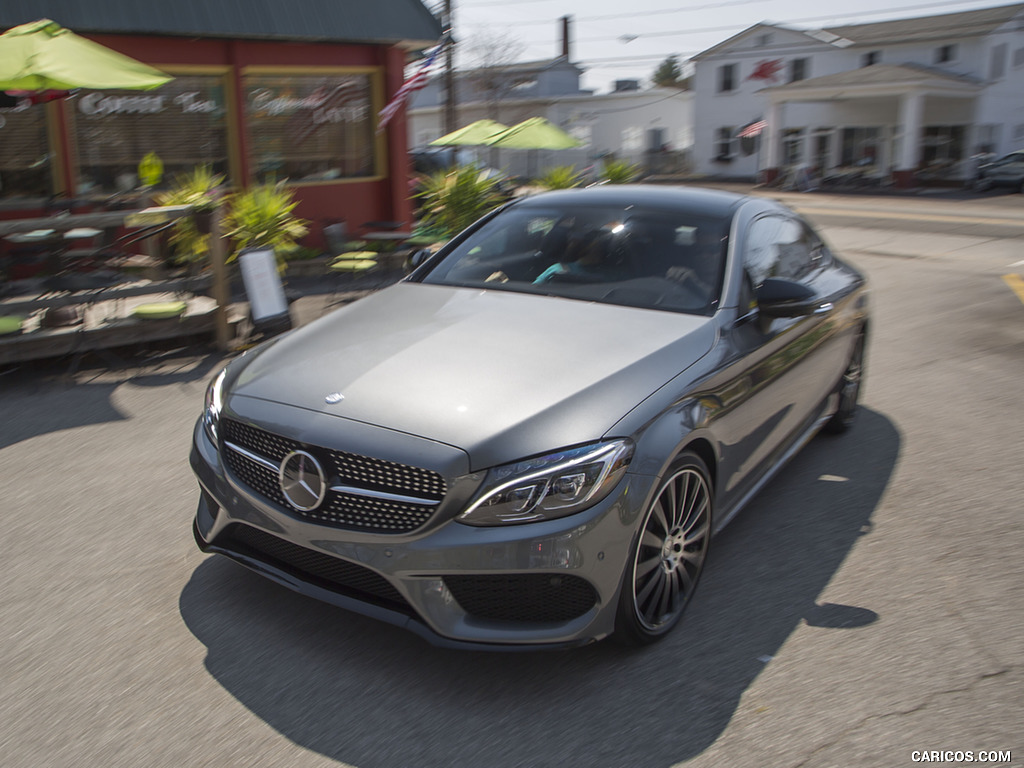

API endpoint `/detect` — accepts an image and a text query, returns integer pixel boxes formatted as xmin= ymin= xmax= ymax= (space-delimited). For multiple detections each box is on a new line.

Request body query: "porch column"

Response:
xmin=761 ymin=99 xmax=783 ymax=183
xmin=894 ymin=91 xmax=924 ymax=188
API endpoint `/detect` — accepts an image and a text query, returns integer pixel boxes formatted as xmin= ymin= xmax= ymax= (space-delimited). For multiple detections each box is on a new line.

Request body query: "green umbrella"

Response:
xmin=430 ymin=119 xmax=509 ymax=147
xmin=0 ymin=19 xmax=172 ymax=91
xmin=483 ymin=117 xmax=582 ymax=150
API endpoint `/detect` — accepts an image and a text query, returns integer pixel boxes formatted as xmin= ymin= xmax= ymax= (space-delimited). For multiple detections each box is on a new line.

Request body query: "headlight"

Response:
xmin=457 ymin=440 xmax=634 ymax=526
xmin=202 ymin=368 xmax=227 ymax=443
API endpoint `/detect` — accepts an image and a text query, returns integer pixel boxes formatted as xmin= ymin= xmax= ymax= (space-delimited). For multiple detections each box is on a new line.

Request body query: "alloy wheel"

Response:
xmin=631 ymin=466 xmax=711 ymax=631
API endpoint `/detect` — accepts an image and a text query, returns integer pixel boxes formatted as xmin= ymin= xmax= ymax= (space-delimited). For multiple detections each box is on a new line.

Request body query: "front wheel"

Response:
xmin=614 ymin=451 xmax=712 ymax=645
xmin=824 ymin=331 xmax=865 ymax=434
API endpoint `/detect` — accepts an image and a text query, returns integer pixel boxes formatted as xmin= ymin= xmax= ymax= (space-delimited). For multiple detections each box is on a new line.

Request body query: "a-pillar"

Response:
xmin=894 ymin=91 xmax=924 ymax=188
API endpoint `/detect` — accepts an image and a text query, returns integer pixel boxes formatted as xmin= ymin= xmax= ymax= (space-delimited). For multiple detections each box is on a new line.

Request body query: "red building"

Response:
xmin=0 ymin=2 xmax=442 ymax=243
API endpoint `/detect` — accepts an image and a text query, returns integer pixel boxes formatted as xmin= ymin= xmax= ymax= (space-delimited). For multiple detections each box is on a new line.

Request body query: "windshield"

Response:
xmin=418 ymin=203 xmax=730 ymax=315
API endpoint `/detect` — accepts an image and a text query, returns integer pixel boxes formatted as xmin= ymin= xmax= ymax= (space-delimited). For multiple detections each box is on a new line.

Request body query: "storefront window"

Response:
xmin=70 ymin=75 xmax=229 ymax=197
xmin=0 ymin=97 xmax=53 ymax=200
xmin=243 ymin=73 xmax=377 ymax=184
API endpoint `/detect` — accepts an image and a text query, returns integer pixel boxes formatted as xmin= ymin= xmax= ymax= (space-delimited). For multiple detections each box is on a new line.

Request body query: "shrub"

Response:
xmin=154 ymin=165 xmax=225 ymax=264
xmin=537 ymin=165 xmax=584 ymax=190
xmin=601 ymin=159 xmax=642 ymax=184
xmin=416 ymin=165 xmax=506 ymax=238
xmin=223 ymin=181 xmax=310 ymax=269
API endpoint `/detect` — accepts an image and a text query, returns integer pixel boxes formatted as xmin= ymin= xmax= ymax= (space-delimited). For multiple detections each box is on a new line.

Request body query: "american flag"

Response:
xmin=737 ymin=120 xmax=767 ymax=138
xmin=377 ymin=41 xmax=444 ymax=132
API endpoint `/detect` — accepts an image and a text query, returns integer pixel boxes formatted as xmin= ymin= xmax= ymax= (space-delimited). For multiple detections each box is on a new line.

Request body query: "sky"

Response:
xmin=449 ymin=0 xmax=1021 ymax=92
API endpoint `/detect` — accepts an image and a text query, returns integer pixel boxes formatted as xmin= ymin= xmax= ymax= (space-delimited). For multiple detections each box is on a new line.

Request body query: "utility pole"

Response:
xmin=443 ymin=0 xmax=456 ymax=134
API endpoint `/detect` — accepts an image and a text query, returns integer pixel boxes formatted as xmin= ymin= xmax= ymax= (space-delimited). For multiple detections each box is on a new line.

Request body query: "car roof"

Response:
xmin=511 ymin=184 xmax=751 ymax=220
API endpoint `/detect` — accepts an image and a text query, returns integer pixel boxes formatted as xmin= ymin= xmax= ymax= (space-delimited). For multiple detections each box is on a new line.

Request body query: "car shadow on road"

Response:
xmin=0 ymin=350 xmax=223 ymax=451
xmin=0 ymin=378 xmax=128 ymax=451
xmin=179 ymin=407 xmax=899 ymax=768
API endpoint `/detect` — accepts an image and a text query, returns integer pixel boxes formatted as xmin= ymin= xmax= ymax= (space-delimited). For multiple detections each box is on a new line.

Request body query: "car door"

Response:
xmin=711 ymin=213 xmax=849 ymax=505
xmin=990 ymin=152 xmax=1024 ymax=187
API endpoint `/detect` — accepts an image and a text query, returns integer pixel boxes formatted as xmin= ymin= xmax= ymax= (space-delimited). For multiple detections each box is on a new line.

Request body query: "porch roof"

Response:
xmin=762 ymin=63 xmax=982 ymax=101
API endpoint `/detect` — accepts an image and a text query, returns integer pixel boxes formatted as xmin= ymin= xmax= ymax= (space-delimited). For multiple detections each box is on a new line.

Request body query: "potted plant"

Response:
xmin=155 ymin=165 xmax=226 ymax=267
xmin=415 ymin=165 xmax=506 ymax=240
xmin=223 ymin=180 xmax=310 ymax=271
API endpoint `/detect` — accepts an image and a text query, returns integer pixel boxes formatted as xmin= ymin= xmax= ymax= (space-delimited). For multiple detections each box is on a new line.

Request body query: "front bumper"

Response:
xmin=190 ymin=415 xmax=656 ymax=649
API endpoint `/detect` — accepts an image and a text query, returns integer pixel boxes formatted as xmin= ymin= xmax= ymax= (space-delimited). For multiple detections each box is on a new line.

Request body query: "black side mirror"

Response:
xmin=757 ymin=277 xmax=823 ymax=317
xmin=409 ymin=248 xmax=433 ymax=268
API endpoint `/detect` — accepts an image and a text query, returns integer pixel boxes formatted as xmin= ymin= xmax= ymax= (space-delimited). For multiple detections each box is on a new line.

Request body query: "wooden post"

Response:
xmin=208 ymin=204 xmax=232 ymax=351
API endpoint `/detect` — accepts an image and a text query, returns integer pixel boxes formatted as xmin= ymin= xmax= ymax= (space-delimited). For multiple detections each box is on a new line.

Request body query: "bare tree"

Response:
xmin=463 ymin=30 xmax=526 ymax=122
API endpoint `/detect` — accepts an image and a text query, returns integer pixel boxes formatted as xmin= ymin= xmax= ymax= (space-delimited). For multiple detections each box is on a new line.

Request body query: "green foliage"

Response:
xmin=154 ymin=164 xmax=225 ymax=264
xmin=537 ymin=165 xmax=584 ymax=190
xmin=223 ymin=181 xmax=310 ymax=268
xmin=416 ymin=165 xmax=506 ymax=238
xmin=157 ymin=164 xmax=224 ymax=212
xmin=652 ymin=55 xmax=686 ymax=89
xmin=601 ymin=159 xmax=642 ymax=184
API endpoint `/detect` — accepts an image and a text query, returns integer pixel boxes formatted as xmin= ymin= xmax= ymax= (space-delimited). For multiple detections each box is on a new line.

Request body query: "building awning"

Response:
xmin=761 ymin=64 xmax=981 ymax=102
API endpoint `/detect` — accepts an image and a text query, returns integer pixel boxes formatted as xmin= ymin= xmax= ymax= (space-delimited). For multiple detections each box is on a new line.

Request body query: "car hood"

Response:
xmin=230 ymin=283 xmax=715 ymax=469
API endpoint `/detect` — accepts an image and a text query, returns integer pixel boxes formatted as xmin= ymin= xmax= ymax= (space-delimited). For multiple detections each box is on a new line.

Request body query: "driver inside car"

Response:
xmin=533 ymin=224 xmax=627 ymax=284
xmin=666 ymin=227 xmax=723 ymax=301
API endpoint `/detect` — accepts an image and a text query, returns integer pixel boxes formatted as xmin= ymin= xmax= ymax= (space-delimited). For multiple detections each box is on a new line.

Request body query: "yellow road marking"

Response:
xmin=1003 ymin=274 xmax=1024 ymax=305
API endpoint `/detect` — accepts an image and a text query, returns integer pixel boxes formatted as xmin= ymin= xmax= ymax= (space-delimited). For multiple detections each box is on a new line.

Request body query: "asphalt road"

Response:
xmin=1 ymin=189 xmax=1021 ymax=767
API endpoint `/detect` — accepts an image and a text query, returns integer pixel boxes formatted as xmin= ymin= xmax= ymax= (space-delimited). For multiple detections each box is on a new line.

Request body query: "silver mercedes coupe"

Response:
xmin=190 ymin=185 xmax=868 ymax=649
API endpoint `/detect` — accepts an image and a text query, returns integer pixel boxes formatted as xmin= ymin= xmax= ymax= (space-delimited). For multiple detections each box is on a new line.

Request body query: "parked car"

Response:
xmin=975 ymin=149 xmax=1024 ymax=192
xmin=190 ymin=185 xmax=869 ymax=649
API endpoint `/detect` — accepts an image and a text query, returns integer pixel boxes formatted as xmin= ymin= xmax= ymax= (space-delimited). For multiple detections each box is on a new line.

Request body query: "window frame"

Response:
xmin=715 ymin=126 xmax=735 ymax=160
xmin=935 ymin=44 xmax=958 ymax=64
xmin=67 ymin=66 xmax=234 ymax=198
xmin=241 ymin=65 xmax=386 ymax=187
xmin=717 ymin=63 xmax=737 ymax=93
xmin=788 ymin=58 xmax=809 ymax=83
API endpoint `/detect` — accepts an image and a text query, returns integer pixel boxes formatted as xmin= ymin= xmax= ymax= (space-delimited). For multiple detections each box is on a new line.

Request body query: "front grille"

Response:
xmin=444 ymin=574 xmax=598 ymax=623
xmin=217 ymin=523 xmax=410 ymax=611
xmin=222 ymin=418 xmax=446 ymax=534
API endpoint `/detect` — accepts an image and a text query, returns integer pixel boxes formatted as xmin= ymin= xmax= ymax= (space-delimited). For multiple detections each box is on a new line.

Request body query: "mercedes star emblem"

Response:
xmin=278 ymin=450 xmax=326 ymax=512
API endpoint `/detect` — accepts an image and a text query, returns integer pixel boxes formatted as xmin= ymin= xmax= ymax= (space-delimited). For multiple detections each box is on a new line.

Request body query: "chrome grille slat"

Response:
xmin=222 ymin=419 xmax=447 ymax=534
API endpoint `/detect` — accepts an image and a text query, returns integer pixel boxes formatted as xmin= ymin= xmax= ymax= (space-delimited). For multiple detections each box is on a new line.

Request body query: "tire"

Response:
xmin=614 ymin=451 xmax=712 ymax=645
xmin=824 ymin=331 xmax=865 ymax=434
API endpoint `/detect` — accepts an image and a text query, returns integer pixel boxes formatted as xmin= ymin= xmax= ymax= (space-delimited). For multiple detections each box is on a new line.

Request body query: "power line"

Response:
xmin=466 ymin=0 xmax=1020 ymax=35
xmin=463 ymin=0 xmax=773 ymax=21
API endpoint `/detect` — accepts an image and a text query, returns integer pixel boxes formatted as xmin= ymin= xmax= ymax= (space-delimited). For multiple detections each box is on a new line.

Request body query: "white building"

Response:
xmin=690 ymin=2 xmax=1024 ymax=186
xmin=408 ymin=57 xmax=692 ymax=179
